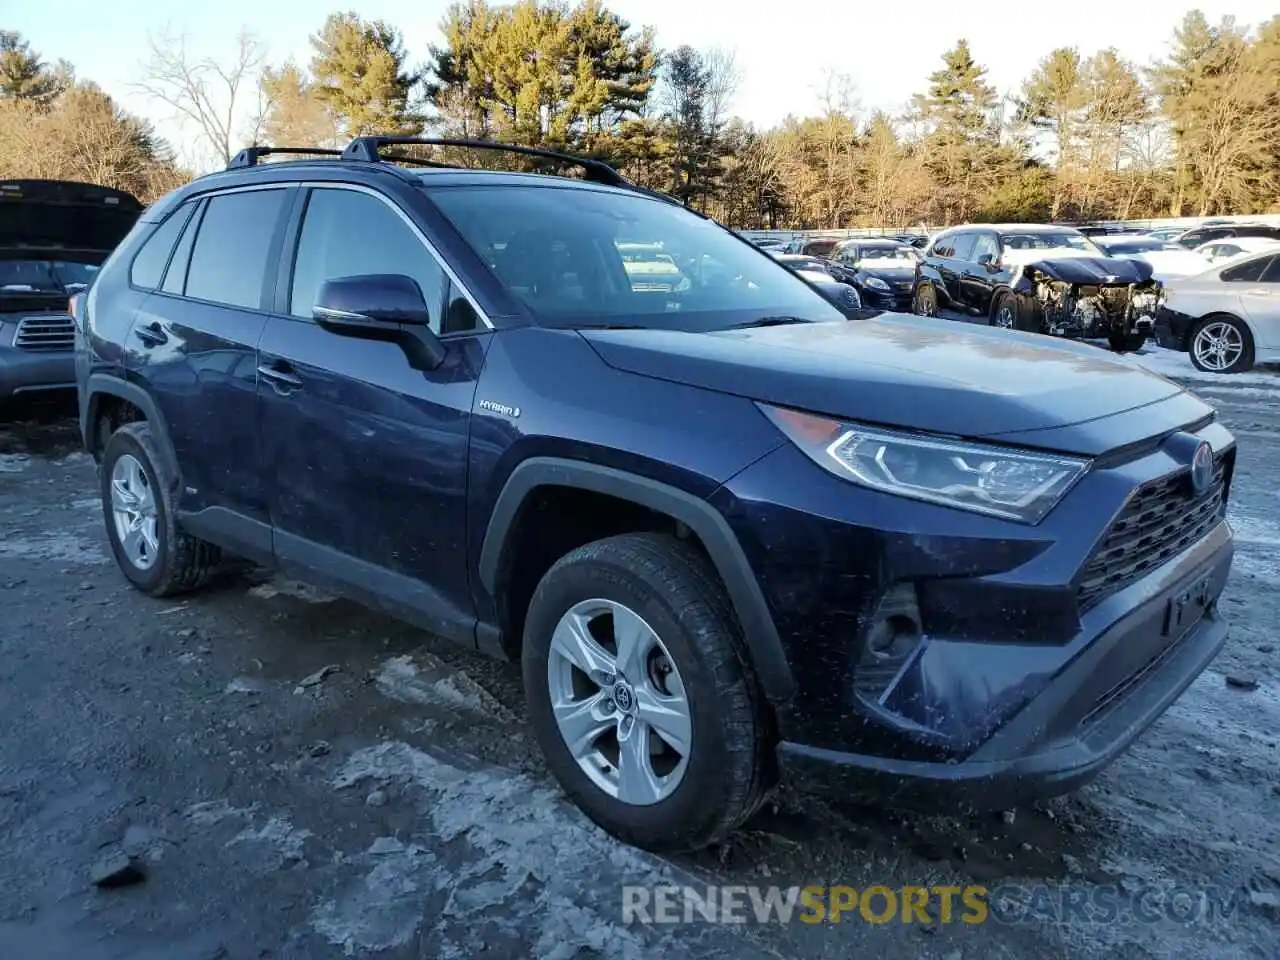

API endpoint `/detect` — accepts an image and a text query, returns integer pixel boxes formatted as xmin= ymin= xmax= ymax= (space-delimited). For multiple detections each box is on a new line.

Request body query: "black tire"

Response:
xmin=1107 ymin=331 xmax=1148 ymax=353
xmin=991 ymin=291 xmax=1035 ymax=332
xmin=100 ymin=421 xmax=220 ymax=596
xmin=522 ymin=532 xmax=769 ymax=852
xmin=1187 ymin=314 xmax=1255 ymax=374
xmin=913 ymin=282 xmax=939 ymax=317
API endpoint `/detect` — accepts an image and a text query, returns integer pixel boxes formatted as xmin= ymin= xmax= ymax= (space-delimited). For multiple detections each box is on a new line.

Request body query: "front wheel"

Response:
xmin=1189 ymin=315 xmax=1254 ymax=374
xmin=913 ymin=282 xmax=939 ymax=317
xmin=522 ymin=533 xmax=769 ymax=852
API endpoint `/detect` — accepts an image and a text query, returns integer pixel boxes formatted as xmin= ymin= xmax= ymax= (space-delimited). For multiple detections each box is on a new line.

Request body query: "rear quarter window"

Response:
xmin=129 ymin=204 xmax=195 ymax=289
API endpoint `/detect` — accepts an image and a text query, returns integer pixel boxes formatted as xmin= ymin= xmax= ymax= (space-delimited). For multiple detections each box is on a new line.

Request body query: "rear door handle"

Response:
xmin=257 ymin=363 xmax=304 ymax=389
xmin=135 ymin=322 xmax=168 ymax=346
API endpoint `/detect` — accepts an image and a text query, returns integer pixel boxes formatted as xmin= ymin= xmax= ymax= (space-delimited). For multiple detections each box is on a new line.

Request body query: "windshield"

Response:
xmin=0 ymin=259 xmax=99 ymax=292
xmin=1000 ymin=233 xmax=1099 ymax=253
xmin=855 ymin=245 xmax=916 ymax=263
xmin=428 ymin=185 xmax=845 ymax=331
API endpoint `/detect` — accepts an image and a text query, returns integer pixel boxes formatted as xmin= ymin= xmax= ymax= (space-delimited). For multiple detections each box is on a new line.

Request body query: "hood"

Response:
xmin=580 ymin=314 xmax=1197 ymax=456
xmin=0 ymin=180 xmax=143 ymax=254
xmin=1003 ymin=247 xmax=1154 ymax=285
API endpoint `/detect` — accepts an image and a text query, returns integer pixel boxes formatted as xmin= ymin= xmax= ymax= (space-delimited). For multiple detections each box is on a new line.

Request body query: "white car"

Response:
xmin=1091 ymin=234 xmax=1210 ymax=281
xmin=1193 ymin=236 xmax=1280 ymax=265
xmin=1154 ymin=248 xmax=1280 ymax=373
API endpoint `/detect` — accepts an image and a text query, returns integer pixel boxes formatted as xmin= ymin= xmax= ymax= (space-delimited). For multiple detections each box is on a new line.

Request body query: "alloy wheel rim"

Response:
xmin=916 ymin=288 xmax=936 ymax=316
xmin=996 ymin=304 xmax=1015 ymax=328
xmin=546 ymin=598 xmax=691 ymax=806
xmin=110 ymin=454 xmax=160 ymax=570
xmin=1193 ymin=322 xmax=1243 ymax=371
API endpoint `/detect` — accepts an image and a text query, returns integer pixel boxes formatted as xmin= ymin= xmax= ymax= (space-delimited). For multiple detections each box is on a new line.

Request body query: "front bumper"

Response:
xmin=713 ymin=416 xmax=1235 ymax=807
xmin=859 ymin=284 xmax=914 ymax=311
xmin=778 ymin=524 xmax=1232 ymax=809
xmin=0 ymin=346 xmax=76 ymax=400
xmin=1154 ymin=306 xmax=1195 ymax=351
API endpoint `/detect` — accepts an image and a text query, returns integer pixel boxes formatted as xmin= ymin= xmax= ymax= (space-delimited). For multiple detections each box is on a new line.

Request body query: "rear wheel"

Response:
xmin=522 ymin=533 xmax=769 ymax=852
xmin=1189 ymin=315 xmax=1254 ymax=374
xmin=913 ymin=282 xmax=939 ymax=317
xmin=101 ymin=422 xmax=220 ymax=596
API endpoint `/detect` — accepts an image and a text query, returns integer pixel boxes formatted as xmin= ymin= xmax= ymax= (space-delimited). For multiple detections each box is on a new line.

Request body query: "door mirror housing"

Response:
xmin=313 ymin=274 xmax=446 ymax=371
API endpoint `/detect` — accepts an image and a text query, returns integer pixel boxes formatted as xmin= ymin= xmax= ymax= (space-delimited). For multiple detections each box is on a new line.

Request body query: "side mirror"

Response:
xmin=313 ymin=274 xmax=446 ymax=371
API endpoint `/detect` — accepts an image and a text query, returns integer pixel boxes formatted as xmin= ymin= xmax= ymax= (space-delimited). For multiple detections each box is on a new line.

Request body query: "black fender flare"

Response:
xmin=82 ymin=374 xmax=180 ymax=487
xmin=479 ymin=457 xmax=796 ymax=702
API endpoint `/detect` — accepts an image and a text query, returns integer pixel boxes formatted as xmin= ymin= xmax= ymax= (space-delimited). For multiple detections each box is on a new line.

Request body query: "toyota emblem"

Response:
xmin=1189 ymin=441 xmax=1214 ymax=497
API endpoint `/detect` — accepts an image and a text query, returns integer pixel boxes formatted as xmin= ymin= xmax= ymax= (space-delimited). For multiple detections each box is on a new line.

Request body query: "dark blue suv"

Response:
xmin=75 ymin=138 xmax=1236 ymax=852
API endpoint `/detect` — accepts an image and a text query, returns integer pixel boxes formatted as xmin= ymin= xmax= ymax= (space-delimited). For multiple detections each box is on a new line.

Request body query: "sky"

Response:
xmin=5 ymin=0 xmax=1277 ymax=168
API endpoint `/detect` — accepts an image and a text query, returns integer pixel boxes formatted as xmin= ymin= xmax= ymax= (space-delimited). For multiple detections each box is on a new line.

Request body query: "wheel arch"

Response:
xmin=82 ymin=375 xmax=179 ymax=485
xmin=479 ymin=457 xmax=796 ymax=702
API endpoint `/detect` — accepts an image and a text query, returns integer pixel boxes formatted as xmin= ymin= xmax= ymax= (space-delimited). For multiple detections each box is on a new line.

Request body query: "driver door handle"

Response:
xmin=257 ymin=362 xmax=304 ymax=390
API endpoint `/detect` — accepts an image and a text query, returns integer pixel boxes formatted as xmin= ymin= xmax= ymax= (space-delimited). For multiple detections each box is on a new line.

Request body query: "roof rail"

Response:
xmin=341 ymin=137 xmax=630 ymax=188
xmin=226 ymin=146 xmax=345 ymax=170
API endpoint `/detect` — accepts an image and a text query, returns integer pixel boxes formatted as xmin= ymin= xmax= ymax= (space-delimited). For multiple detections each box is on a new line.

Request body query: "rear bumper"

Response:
xmin=0 ymin=346 xmax=76 ymax=399
xmin=778 ymin=526 xmax=1233 ymax=809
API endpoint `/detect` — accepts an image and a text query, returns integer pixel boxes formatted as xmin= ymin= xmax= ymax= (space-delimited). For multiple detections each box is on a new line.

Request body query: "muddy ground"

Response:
xmin=0 ymin=347 xmax=1277 ymax=960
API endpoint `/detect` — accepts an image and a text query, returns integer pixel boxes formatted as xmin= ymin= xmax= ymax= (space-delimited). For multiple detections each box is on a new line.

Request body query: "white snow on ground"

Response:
xmin=320 ymin=741 xmax=699 ymax=960
xmin=0 ymin=532 xmax=107 ymax=565
xmin=0 ymin=453 xmax=30 ymax=473
xmin=1125 ymin=346 xmax=1280 ymax=387
xmin=229 ymin=816 xmax=313 ymax=865
xmin=374 ymin=653 xmax=519 ymax=723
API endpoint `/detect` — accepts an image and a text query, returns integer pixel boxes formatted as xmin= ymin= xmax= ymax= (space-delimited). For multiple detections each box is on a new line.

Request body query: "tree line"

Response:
xmin=1 ymin=5 xmax=1277 ymax=222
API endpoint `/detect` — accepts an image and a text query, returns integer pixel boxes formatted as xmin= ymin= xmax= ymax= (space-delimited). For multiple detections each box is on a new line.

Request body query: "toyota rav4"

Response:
xmin=76 ymin=139 xmax=1235 ymax=853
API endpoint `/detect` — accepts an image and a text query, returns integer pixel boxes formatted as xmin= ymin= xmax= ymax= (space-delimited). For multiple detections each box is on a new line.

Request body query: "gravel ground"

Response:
xmin=0 ymin=347 xmax=1277 ymax=960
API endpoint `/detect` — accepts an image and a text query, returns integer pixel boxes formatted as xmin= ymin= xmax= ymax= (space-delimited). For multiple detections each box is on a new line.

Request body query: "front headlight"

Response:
xmin=760 ymin=405 xmax=1090 ymax=523
xmin=864 ymin=276 xmax=890 ymax=291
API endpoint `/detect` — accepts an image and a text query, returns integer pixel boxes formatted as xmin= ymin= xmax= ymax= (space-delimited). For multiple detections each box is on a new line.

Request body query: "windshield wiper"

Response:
xmin=724 ymin=316 xmax=812 ymax=330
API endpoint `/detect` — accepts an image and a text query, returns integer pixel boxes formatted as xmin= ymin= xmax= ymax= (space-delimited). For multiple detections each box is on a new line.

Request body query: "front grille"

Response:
xmin=13 ymin=315 xmax=75 ymax=351
xmin=1077 ymin=454 xmax=1229 ymax=610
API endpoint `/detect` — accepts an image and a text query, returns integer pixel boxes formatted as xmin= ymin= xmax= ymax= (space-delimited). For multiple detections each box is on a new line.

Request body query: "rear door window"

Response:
xmin=1221 ymin=256 xmax=1273 ymax=283
xmin=161 ymin=200 xmax=204 ymax=296
xmin=129 ymin=203 xmax=196 ymax=289
xmin=184 ymin=189 xmax=288 ymax=309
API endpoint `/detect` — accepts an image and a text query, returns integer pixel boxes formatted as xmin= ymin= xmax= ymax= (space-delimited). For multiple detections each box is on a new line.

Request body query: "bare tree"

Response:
xmin=134 ymin=27 xmax=266 ymax=168
xmin=703 ymin=46 xmax=742 ymax=134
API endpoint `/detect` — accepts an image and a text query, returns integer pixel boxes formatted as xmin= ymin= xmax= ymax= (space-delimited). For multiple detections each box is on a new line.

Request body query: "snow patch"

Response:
xmin=1126 ymin=347 xmax=1280 ymax=387
xmin=0 ymin=454 xmax=30 ymax=473
xmin=374 ymin=654 xmax=517 ymax=723
xmin=325 ymin=741 xmax=683 ymax=959
xmin=228 ymin=816 xmax=312 ymax=863
xmin=310 ymin=837 xmax=438 ymax=954
xmin=247 ymin=578 xmax=335 ymax=603
xmin=0 ymin=533 xmax=107 ymax=565
xmin=184 ymin=799 xmax=257 ymax=825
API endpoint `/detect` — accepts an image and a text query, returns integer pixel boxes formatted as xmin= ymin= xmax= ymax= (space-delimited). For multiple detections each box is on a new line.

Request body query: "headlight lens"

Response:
xmin=760 ymin=405 xmax=1090 ymax=523
xmin=864 ymin=276 xmax=890 ymax=291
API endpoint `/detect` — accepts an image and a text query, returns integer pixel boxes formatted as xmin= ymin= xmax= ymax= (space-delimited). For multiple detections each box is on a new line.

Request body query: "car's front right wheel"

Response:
xmin=522 ymin=532 xmax=769 ymax=852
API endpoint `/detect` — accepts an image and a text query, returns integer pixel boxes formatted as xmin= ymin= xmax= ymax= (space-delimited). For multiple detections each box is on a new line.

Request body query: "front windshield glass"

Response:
xmin=1000 ymin=233 xmax=1099 ymax=253
xmin=0 ymin=259 xmax=99 ymax=291
xmin=428 ymin=185 xmax=845 ymax=330
xmin=856 ymin=244 xmax=916 ymax=262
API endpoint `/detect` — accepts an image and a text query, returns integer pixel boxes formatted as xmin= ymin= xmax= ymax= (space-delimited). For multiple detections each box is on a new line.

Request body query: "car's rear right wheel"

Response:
xmin=522 ymin=532 xmax=769 ymax=852
xmin=1189 ymin=314 xmax=1254 ymax=374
